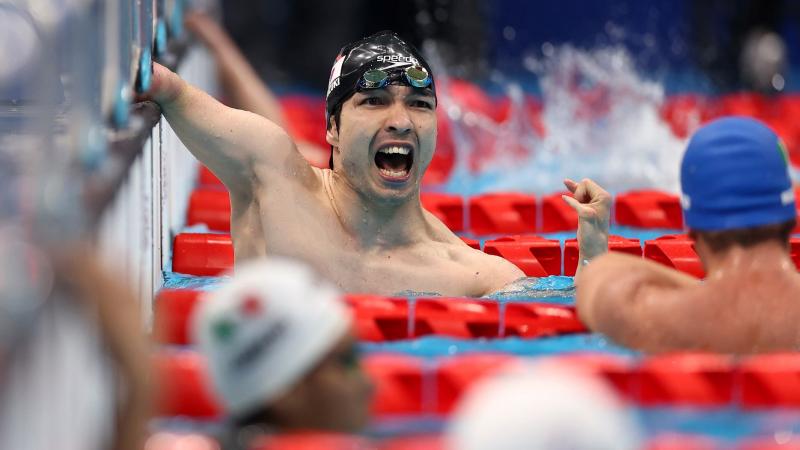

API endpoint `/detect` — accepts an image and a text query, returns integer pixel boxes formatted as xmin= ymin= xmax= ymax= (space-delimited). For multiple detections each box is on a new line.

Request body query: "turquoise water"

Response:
xmin=162 ymin=224 xmax=800 ymax=443
xmin=367 ymin=408 xmax=800 ymax=444
xmin=359 ymin=334 xmax=637 ymax=358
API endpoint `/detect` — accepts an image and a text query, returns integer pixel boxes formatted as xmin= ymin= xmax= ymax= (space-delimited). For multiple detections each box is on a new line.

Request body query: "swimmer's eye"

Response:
xmin=361 ymin=96 xmax=384 ymax=106
xmin=410 ymin=99 xmax=434 ymax=109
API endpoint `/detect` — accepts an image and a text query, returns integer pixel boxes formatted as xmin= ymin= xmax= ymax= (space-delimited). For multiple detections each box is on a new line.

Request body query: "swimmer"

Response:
xmin=144 ymin=31 xmax=610 ymax=296
xmin=193 ymin=258 xmax=372 ymax=445
xmin=577 ymin=117 xmax=800 ymax=353
xmin=447 ymin=361 xmax=641 ymax=450
xmin=184 ymin=12 xmax=329 ymax=168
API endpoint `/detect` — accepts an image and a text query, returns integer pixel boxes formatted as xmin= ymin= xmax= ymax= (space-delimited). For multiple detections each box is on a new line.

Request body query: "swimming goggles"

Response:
xmin=358 ymin=65 xmax=432 ymax=90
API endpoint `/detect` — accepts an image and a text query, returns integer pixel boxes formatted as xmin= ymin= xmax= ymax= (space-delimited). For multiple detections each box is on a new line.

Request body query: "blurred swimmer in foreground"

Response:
xmin=0 ymin=239 xmax=152 ymax=450
xmin=577 ymin=117 xmax=800 ymax=353
xmin=192 ymin=258 xmax=373 ymax=448
xmin=184 ymin=12 xmax=330 ymax=168
xmin=448 ymin=361 xmax=642 ymax=450
xmin=143 ymin=29 xmax=610 ymax=296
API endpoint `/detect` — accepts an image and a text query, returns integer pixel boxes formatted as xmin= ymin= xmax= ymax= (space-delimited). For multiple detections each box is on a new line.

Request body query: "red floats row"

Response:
xmin=171 ymin=231 xmax=800 ymax=279
xmin=146 ymin=431 xmax=800 ymax=450
xmin=154 ymin=290 xmax=585 ymax=345
xmin=661 ymin=93 xmax=800 ymax=166
xmin=154 ymin=351 xmax=800 ymax=420
xmin=188 ymin=184 xmax=715 ymax=234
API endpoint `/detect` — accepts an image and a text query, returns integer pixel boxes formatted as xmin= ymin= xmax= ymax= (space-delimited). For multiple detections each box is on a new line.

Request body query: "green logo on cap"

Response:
xmin=778 ymin=139 xmax=790 ymax=166
xmin=213 ymin=319 xmax=235 ymax=343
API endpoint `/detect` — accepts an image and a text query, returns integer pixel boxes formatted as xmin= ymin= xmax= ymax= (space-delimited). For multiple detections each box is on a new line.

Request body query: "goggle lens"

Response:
xmin=405 ymin=66 xmax=430 ymax=87
xmin=358 ymin=66 xmax=431 ymax=90
xmin=361 ymin=69 xmax=389 ymax=89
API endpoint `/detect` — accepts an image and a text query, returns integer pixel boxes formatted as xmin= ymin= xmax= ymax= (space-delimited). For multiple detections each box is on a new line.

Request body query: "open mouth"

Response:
xmin=374 ymin=145 xmax=414 ymax=181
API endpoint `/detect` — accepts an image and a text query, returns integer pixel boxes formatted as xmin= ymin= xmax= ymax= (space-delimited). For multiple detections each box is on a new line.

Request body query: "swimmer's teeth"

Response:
xmin=379 ymin=168 xmax=409 ymax=178
xmin=378 ymin=146 xmax=411 ymax=155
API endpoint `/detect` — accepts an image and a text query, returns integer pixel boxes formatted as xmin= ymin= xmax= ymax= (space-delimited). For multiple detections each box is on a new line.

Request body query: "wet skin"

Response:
xmin=267 ymin=333 xmax=373 ymax=432
xmin=147 ymin=63 xmax=609 ymax=296
xmin=576 ymin=239 xmax=800 ymax=353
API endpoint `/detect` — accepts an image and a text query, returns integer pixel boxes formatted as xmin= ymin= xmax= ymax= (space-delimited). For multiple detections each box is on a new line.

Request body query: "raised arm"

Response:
xmin=145 ymin=63 xmax=317 ymax=198
xmin=184 ymin=12 xmax=330 ymax=168
xmin=561 ymin=178 xmax=611 ymax=278
xmin=574 ymin=252 xmax=700 ymax=352
xmin=185 ymin=12 xmax=287 ymax=127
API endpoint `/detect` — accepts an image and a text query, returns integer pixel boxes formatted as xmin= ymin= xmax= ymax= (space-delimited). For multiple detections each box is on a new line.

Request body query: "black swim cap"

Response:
xmin=325 ymin=30 xmax=437 ymax=124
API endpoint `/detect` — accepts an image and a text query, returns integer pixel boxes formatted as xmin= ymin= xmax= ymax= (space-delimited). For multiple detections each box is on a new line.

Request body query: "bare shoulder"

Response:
xmin=445 ymin=240 xmax=526 ymax=294
xmin=575 ymin=252 xmax=704 ymax=351
xmin=421 ymin=209 xmax=525 ymax=293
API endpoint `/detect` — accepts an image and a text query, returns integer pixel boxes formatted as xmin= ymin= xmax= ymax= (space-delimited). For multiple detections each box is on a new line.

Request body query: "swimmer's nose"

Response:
xmin=385 ymin=102 xmax=413 ymax=135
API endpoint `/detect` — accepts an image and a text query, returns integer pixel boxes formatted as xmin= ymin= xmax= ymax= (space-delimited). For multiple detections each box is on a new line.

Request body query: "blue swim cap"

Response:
xmin=681 ymin=116 xmax=796 ymax=231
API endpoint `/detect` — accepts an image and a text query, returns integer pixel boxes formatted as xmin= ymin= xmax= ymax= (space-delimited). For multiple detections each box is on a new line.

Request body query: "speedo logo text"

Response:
xmin=376 ymin=54 xmax=419 ymax=65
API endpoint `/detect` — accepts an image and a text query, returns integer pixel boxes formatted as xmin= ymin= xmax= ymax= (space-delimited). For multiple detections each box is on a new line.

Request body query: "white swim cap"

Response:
xmin=447 ymin=360 xmax=642 ymax=450
xmin=192 ymin=257 xmax=351 ymax=418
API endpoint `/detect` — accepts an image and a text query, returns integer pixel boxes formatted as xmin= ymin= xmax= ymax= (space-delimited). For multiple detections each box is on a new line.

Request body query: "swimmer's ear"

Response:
xmin=326 ymin=117 xmax=340 ymax=147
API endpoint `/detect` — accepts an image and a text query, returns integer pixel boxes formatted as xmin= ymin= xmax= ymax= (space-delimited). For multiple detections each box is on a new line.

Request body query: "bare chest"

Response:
xmin=236 ymin=187 xmax=494 ymax=296
xmin=317 ymin=245 xmax=491 ymax=296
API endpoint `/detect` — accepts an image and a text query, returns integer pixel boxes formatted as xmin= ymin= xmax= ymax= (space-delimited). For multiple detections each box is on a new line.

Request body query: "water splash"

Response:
xmin=435 ymin=44 xmax=687 ymax=195
xmin=484 ymin=276 xmax=575 ymax=303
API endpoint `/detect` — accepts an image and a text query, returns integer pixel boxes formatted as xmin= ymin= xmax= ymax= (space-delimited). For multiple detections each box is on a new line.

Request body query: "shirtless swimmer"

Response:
xmin=146 ymin=30 xmax=611 ymax=296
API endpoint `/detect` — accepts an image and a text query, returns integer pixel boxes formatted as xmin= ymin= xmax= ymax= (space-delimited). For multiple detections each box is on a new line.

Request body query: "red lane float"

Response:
xmin=153 ymin=289 xmax=587 ymax=345
xmin=380 ymin=436 xmax=444 ymax=450
xmin=740 ymin=353 xmax=800 ymax=408
xmin=461 ymin=237 xmax=481 ymax=250
xmin=253 ymin=433 xmax=373 ymax=450
xmin=172 ymin=233 xmax=234 ymax=276
xmin=660 ymin=94 xmax=707 ymax=139
xmin=539 ymin=192 xmax=578 ymax=232
xmin=502 ymin=303 xmax=586 ymax=338
xmin=643 ymin=235 xmax=705 ymax=278
xmin=363 ymin=354 xmax=425 ymax=415
xmin=792 ymin=237 xmax=800 ymax=269
xmin=197 ymin=165 xmax=223 ymax=188
xmin=563 ymin=235 xmax=642 ymax=276
xmin=154 ymin=289 xmax=204 ymax=345
xmin=279 ymin=96 xmax=328 ymax=151
xmin=554 ymin=354 xmax=636 ymax=401
xmin=154 ymin=351 xmax=221 ymax=419
xmin=434 ymin=354 xmax=514 ymax=414
xmin=153 ymin=351 xmax=800 ymax=421
xmin=413 ymin=298 xmax=500 ymax=338
xmin=468 ymin=193 xmax=537 ymax=235
xmin=615 ymin=190 xmax=684 ymax=229
xmin=187 ymin=189 xmax=231 ymax=232
xmin=483 ymin=235 xmax=561 ymax=276
xmin=420 ymin=193 xmax=464 ymax=232
xmin=644 ymin=433 xmax=720 ymax=450
xmin=795 ymin=187 xmax=800 ymax=231
xmin=636 ymin=353 xmax=735 ymax=407
xmin=345 ymin=294 xmax=410 ymax=342
xmin=709 ymin=92 xmax=768 ymax=120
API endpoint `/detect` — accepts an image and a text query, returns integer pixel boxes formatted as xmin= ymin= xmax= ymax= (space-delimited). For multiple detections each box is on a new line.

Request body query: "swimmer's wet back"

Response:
xmin=325 ymin=30 xmax=438 ymax=169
